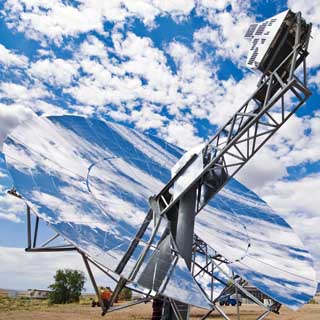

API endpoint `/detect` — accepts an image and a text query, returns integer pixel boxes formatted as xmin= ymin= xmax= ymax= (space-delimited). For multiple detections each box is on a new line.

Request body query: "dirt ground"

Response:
xmin=0 ymin=302 xmax=319 ymax=320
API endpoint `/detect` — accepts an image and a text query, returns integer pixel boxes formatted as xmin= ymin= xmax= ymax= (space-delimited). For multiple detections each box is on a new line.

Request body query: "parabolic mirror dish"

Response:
xmin=1 ymin=114 xmax=317 ymax=310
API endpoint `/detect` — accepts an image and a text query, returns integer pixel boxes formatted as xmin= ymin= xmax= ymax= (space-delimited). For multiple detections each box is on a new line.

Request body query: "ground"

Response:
xmin=0 ymin=298 xmax=319 ymax=320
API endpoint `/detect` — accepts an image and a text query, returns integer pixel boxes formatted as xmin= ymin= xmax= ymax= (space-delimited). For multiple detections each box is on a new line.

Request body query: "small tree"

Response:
xmin=119 ymin=287 xmax=132 ymax=301
xmin=48 ymin=269 xmax=85 ymax=304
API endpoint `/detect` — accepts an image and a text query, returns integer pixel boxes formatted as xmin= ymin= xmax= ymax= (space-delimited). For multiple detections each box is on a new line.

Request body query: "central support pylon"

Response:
xmin=162 ymin=186 xmax=197 ymax=320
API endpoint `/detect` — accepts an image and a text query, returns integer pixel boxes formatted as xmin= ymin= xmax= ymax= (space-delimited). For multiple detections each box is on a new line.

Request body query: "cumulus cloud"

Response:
xmin=65 ymin=32 xmax=225 ymax=145
xmin=288 ymin=0 xmax=320 ymax=68
xmin=310 ymin=69 xmax=320 ymax=91
xmin=0 ymin=194 xmax=25 ymax=223
xmin=0 ymin=44 xmax=28 ymax=67
xmin=160 ymin=120 xmax=203 ymax=149
xmin=0 ymin=246 xmax=113 ymax=291
xmin=131 ymin=104 xmax=167 ymax=130
xmin=0 ymin=82 xmax=50 ymax=101
xmin=237 ymin=113 xmax=320 ymax=192
xmin=2 ymin=0 xmax=196 ymax=44
xmin=195 ymin=0 xmax=253 ymax=64
xmin=29 ymin=58 xmax=79 ymax=86
xmin=198 ymin=0 xmax=233 ymax=11
xmin=0 ymin=82 xmax=65 ymax=116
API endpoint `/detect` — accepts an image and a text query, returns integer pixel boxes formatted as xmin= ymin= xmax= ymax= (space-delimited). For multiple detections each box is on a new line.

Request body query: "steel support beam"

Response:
xmin=82 ymin=253 xmax=107 ymax=315
xmin=171 ymin=186 xmax=197 ymax=319
xmin=26 ymin=206 xmax=31 ymax=249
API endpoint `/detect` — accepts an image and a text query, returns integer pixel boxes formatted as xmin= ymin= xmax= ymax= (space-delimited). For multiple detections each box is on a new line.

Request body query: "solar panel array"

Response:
xmin=0 ymin=114 xmax=316 ymax=309
xmin=245 ymin=10 xmax=289 ymax=69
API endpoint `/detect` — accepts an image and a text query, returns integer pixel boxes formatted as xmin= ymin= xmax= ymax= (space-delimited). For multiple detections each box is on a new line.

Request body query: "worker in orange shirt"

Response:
xmin=100 ymin=287 xmax=112 ymax=309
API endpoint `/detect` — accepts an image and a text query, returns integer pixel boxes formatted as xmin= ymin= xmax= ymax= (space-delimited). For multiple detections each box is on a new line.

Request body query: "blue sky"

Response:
xmin=0 ymin=0 xmax=319 ymax=292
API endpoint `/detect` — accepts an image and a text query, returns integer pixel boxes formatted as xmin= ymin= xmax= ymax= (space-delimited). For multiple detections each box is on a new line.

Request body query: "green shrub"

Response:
xmin=48 ymin=269 xmax=86 ymax=304
xmin=118 ymin=287 xmax=132 ymax=301
xmin=308 ymin=298 xmax=318 ymax=304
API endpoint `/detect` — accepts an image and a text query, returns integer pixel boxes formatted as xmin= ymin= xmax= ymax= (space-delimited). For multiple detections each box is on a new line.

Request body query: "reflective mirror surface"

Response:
xmin=1 ymin=114 xmax=317 ymax=309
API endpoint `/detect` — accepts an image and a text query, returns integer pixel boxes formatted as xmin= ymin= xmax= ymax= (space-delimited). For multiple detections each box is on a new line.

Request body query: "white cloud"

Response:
xmin=152 ymin=0 xmax=195 ymax=16
xmin=0 ymin=83 xmax=65 ymax=116
xmin=263 ymin=174 xmax=320 ymax=216
xmin=310 ymin=69 xmax=320 ymax=91
xmin=237 ymin=113 xmax=320 ymax=192
xmin=31 ymin=100 xmax=69 ymax=116
xmin=0 ymin=193 xmax=25 ymax=223
xmin=0 ymin=82 xmax=50 ymax=101
xmin=29 ymin=58 xmax=79 ymax=87
xmin=207 ymin=72 xmax=259 ymax=126
xmin=288 ymin=0 xmax=320 ymax=68
xmin=0 ymin=44 xmax=28 ymax=67
xmin=65 ymin=32 xmax=226 ymax=147
xmin=272 ymin=115 xmax=320 ymax=167
xmin=194 ymin=1 xmax=253 ymax=64
xmin=160 ymin=120 xmax=203 ymax=149
xmin=2 ymin=0 xmax=197 ymax=44
xmin=4 ymin=0 xmax=104 ymax=44
xmin=79 ymin=35 xmax=108 ymax=59
xmin=287 ymin=0 xmax=320 ymax=26
xmin=198 ymin=0 xmax=232 ymax=11
xmin=193 ymin=26 xmax=219 ymax=47
xmin=131 ymin=104 xmax=167 ymax=130
xmin=237 ymin=147 xmax=288 ymax=190
xmin=0 ymin=246 xmax=112 ymax=291
xmin=210 ymin=11 xmax=253 ymax=63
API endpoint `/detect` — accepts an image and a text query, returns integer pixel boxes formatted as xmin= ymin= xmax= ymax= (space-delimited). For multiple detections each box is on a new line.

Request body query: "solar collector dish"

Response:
xmin=0 ymin=114 xmax=317 ymax=310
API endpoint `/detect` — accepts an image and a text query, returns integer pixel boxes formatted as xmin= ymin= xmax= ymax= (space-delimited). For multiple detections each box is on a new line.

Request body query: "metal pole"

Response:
xmin=115 ymin=209 xmax=152 ymax=274
xmin=175 ymin=186 xmax=197 ymax=268
xmin=256 ymin=310 xmax=271 ymax=320
xmin=212 ymin=260 xmax=269 ymax=310
xmin=108 ymin=297 xmax=152 ymax=313
xmin=26 ymin=206 xmax=31 ymax=249
xmin=81 ymin=253 xmax=106 ymax=315
xmin=172 ymin=186 xmax=197 ymax=319
xmin=235 ymin=279 xmax=240 ymax=320
xmin=40 ymin=233 xmax=59 ymax=248
xmin=289 ymin=13 xmax=301 ymax=79
xmin=33 ymin=216 xmax=39 ymax=248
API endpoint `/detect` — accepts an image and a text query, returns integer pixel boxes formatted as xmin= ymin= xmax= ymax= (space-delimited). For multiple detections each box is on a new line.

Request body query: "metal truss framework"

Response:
xmin=191 ymin=236 xmax=282 ymax=320
xmin=152 ymin=12 xmax=312 ymax=218
xmin=22 ymin=204 xmax=153 ymax=315
xmin=103 ymin=10 xmax=311 ymax=319
xmin=14 ymin=10 xmax=311 ymax=320
xmin=22 ymin=204 xmax=282 ymax=320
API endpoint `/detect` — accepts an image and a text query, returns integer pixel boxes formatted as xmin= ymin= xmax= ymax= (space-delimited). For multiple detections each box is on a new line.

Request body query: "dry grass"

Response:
xmin=0 ymin=299 xmax=319 ymax=320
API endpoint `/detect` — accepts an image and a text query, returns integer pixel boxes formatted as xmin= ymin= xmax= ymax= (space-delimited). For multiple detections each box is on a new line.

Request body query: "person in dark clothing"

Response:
xmin=152 ymin=297 xmax=164 ymax=320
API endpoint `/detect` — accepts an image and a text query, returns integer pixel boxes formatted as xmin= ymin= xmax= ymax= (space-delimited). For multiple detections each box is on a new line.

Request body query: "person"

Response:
xmin=101 ymin=287 xmax=112 ymax=309
xmin=152 ymin=297 xmax=164 ymax=320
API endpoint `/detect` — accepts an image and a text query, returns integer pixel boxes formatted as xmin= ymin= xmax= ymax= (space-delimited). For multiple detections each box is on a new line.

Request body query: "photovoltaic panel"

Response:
xmin=245 ymin=10 xmax=289 ymax=69
xmin=0 ymin=114 xmax=317 ymax=310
